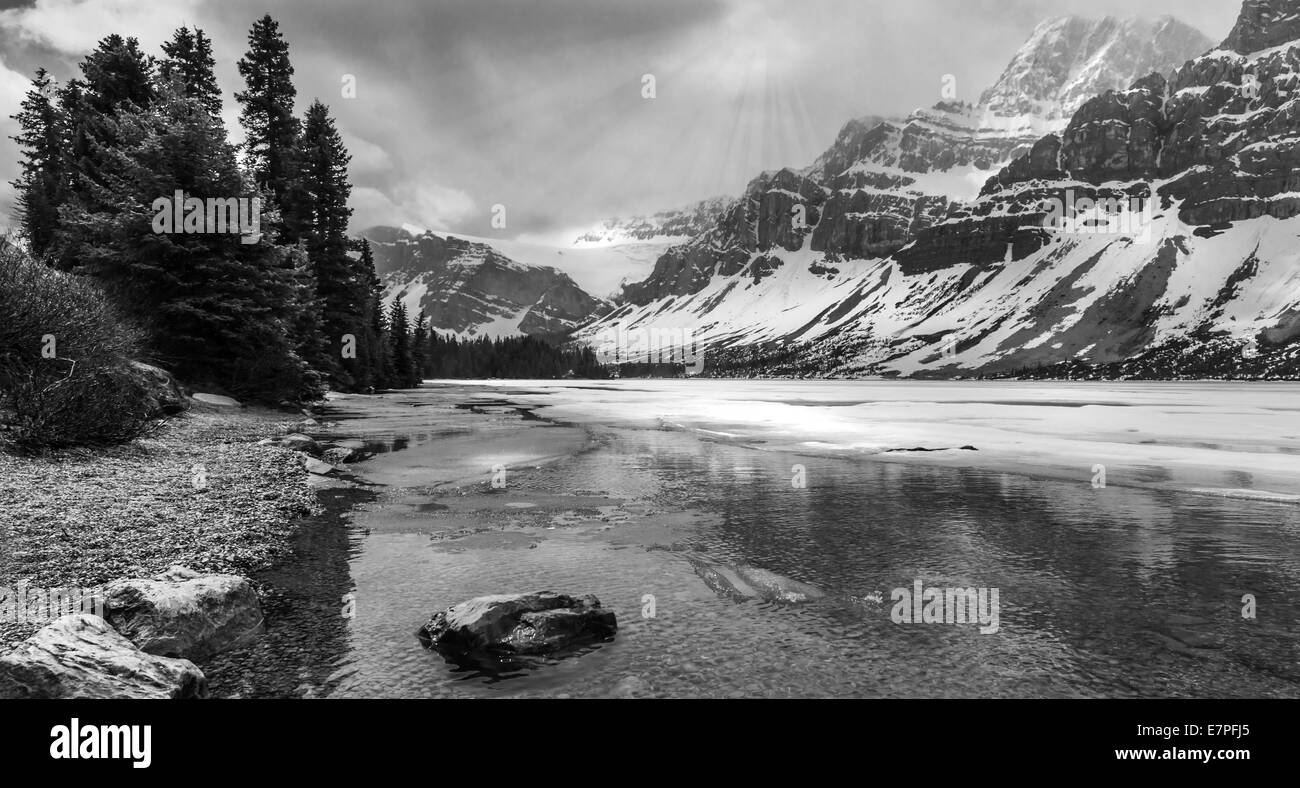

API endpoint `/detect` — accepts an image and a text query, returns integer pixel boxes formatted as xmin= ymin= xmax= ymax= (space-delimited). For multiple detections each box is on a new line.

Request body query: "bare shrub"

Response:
xmin=0 ymin=239 xmax=156 ymax=449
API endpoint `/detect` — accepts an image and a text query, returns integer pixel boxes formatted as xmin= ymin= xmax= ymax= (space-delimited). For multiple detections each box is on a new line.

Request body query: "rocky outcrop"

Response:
xmin=903 ymin=0 xmax=1300 ymax=266
xmin=0 ymin=614 xmax=208 ymax=699
xmin=979 ymin=16 xmax=1211 ymax=122
xmin=102 ymin=566 xmax=264 ymax=661
xmin=1224 ymin=0 xmax=1300 ymax=53
xmin=417 ymin=591 xmax=617 ymax=657
xmin=127 ymin=361 xmax=187 ymax=418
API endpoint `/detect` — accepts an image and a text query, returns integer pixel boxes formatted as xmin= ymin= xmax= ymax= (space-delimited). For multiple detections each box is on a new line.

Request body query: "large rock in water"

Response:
xmin=418 ymin=592 xmax=617 ymax=657
xmin=102 ymin=566 xmax=264 ymax=661
xmin=0 ymin=614 xmax=208 ymax=699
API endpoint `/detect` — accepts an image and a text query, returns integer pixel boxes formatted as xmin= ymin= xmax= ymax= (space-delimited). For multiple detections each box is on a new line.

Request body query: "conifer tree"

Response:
xmin=294 ymin=100 xmax=358 ymax=384
xmin=9 ymin=69 xmax=64 ymax=256
xmin=235 ymin=15 xmax=299 ymax=238
xmin=389 ymin=296 xmax=413 ymax=387
xmin=160 ymin=26 xmax=222 ymax=116
xmin=355 ymin=239 xmax=389 ymax=389
xmin=55 ymin=82 xmax=312 ymax=400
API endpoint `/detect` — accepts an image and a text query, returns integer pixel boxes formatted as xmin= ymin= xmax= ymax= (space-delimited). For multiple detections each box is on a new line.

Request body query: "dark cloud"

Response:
xmin=1 ymin=0 xmax=1242 ymax=239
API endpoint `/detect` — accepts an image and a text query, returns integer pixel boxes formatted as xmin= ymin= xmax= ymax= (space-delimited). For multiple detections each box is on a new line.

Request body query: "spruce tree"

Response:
xmin=55 ymin=81 xmax=312 ymax=401
xmin=160 ymin=26 xmax=222 ymax=116
xmin=79 ymin=34 xmax=156 ymax=115
xmin=295 ymin=100 xmax=358 ymax=384
xmin=57 ymin=35 xmax=156 ymax=267
xmin=389 ymin=296 xmax=413 ymax=387
xmin=9 ymin=69 xmax=64 ymax=256
xmin=356 ymin=239 xmax=388 ymax=389
xmin=410 ymin=310 xmax=427 ymax=383
xmin=235 ymin=15 xmax=299 ymax=238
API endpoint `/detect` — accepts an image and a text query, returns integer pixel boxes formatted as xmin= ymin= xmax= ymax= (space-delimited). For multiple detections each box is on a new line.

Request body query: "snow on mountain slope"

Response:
xmin=599 ymin=16 xmax=1211 ymax=313
xmin=362 ymin=227 xmax=605 ymax=340
xmin=576 ymin=8 xmax=1300 ymax=380
xmin=979 ymin=16 xmax=1211 ymax=124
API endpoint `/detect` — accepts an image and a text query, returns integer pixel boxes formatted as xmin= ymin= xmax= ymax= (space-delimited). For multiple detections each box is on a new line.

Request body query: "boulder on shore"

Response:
xmin=303 ymin=457 xmax=338 ymax=475
xmin=0 ymin=614 xmax=208 ymax=699
xmin=127 ymin=361 xmax=188 ymax=418
xmin=192 ymin=392 xmax=242 ymax=408
xmin=275 ymin=432 xmax=322 ymax=456
xmin=102 ymin=566 xmax=264 ymax=661
xmin=418 ymin=592 xmax=617 ymax=658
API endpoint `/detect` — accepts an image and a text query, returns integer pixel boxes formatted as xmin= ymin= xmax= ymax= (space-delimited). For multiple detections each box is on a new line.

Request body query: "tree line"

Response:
xmin=7 ymin=16 xmax=432 ymax=401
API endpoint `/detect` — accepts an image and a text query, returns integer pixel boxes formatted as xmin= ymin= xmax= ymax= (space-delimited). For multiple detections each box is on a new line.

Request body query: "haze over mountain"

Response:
xmin=575 ymin=3 xmax=1300 ymax=379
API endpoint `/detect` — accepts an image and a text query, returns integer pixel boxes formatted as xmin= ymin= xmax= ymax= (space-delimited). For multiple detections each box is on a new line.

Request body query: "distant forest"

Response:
xmin=421 ymin=334 xmax=606 ymax=380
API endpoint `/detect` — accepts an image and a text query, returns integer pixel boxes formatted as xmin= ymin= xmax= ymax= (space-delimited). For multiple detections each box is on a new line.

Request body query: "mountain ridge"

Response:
xmin=576 ymin=5 xmax=1300 ymax=380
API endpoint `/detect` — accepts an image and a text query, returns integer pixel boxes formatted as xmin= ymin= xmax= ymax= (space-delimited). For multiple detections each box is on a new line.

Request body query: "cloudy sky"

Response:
xmin=0 ymin=0 xmax=1240 ymax=242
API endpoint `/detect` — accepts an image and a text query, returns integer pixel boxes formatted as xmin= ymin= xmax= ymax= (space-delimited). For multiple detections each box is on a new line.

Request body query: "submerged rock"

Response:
xmin=418 ymin=591 xmax=617 ymax=658
xmin=733 ymin=565 xmax=826 ymax=603
xmin=690 ymin=558 xmax=825 ymax=604
xmin=102 ymin=566 xmax=264 ymax=661
xmin=0 ymin=614 xmax=208 ymax=699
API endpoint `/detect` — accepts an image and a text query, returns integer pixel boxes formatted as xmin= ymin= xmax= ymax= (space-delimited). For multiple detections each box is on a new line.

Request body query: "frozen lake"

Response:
xmin=204 ymin=380 xmax=1300 ymax=698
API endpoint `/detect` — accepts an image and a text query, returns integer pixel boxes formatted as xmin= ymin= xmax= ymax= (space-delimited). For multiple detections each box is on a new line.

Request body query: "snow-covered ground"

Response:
xmin=433 ymin=379 xmax=1300 ymax=501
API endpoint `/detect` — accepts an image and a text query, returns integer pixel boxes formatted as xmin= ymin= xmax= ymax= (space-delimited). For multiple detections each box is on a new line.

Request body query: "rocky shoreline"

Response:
xmin=0 ymin=398 xmax=337 ymax=653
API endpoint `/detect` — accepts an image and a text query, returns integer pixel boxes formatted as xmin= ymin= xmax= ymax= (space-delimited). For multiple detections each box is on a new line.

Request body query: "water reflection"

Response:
xmin=205 ymin=387 xmax=1300 ymax=698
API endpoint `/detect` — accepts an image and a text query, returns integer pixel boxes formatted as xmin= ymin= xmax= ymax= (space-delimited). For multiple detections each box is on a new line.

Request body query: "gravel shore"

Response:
xmin=0 ymin=404 xmax=325 ymax=649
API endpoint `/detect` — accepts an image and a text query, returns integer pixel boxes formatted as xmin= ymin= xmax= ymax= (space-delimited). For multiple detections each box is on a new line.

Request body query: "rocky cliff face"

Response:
xmin=1224 ymin=0 xmax=1300 ymax=53
xmin=979 ymin=16 xmax=1210 ymax=122
xmin=900 ymin=2 xmax=1300 ymax=273
xmin=578 ymin=5 xmax=1300 ymax=379
xmin=363 ymin=228 xmax=604 ymax=339
xmin=614 ymin=16 xmax=1211 ymax=308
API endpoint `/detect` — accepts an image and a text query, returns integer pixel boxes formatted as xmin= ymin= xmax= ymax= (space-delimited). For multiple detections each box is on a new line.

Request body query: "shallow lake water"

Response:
xmin=203 ymin=383 xmax=1300 ymax=698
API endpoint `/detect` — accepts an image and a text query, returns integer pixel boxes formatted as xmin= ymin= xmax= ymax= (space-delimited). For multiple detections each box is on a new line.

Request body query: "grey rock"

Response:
xmin=303 ymin=457 xmax=338 ymax=475
xmin=127 ymin=361 xmax=187 ymax=417
xmin=192 ymin=392 xmax=242 ymax=408
xmin=0 ymin=614 xmax=208 ymax=699
xmin=276 ymin=432 xmax=322 ymax=455
xmin=418 ymin=591 xmax=617 ymax=656
xmin=102 ymin=566 xmax=264 ymax=661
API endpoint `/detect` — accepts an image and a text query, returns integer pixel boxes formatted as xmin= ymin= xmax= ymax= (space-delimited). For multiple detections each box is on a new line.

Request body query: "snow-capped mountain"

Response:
xmin=979 ymin=16 xmax=1212 ymax=124
xmin=573 ymin=196 xmax=737 ymax=246
xmin=602 ymin=15 xmax=1211 ymax=309
xmin=576 ymin=8 xmax=1300 ymax=379
xmin=364 ymin=199 xmax=741 ymax=337
xmin=362 ymin=226 xmax=605 ymax=339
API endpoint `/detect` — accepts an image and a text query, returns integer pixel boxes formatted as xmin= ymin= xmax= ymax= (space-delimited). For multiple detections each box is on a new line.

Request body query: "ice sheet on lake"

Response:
xmin=432 ymin=379 xmax=1300 ymax=500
